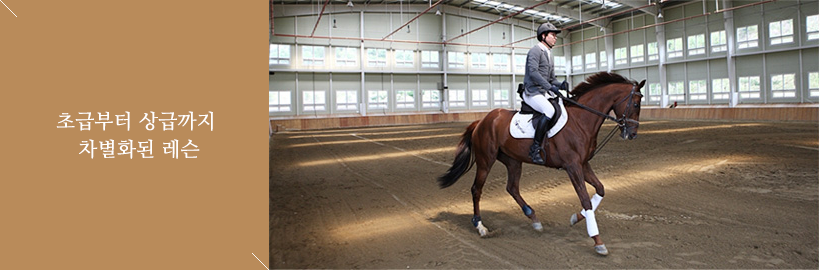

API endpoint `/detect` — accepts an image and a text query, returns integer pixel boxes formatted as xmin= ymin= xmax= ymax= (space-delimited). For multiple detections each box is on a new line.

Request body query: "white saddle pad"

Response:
xmin=510 ymin=98 xmax=568 ymax=139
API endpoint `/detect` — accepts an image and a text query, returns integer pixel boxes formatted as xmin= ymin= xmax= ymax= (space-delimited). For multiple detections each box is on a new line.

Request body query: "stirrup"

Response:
xmin=529 ymin=143 xmax=545 ymax=164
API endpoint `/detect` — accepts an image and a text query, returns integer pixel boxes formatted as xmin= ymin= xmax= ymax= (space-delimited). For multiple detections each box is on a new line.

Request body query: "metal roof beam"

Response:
xmin=493 ymin=0 xmax=606 ymax=27
xmin=615 ymin=0 xmax=658 ymax=16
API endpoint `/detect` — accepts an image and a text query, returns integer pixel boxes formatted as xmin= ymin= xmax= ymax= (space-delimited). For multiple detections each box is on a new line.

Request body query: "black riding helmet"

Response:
xmin=536 ymin=22 xmax=561 ymax=42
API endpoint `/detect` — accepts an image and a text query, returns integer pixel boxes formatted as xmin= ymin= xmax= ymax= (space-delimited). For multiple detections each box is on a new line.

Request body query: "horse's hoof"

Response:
xmin=570 ymin=213 xmax=580 ymax=226
xmin=594 ymin=244 xmax=609 ymax=256
xmin=532 ymin=222 xmax=543 ymax=232
xmin=476 ymin=221 xmax=489 ymax=237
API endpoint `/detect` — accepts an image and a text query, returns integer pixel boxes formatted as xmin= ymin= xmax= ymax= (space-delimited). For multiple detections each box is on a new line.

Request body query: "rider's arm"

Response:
xmin=526 ymin=48 xmax=562 ymax=97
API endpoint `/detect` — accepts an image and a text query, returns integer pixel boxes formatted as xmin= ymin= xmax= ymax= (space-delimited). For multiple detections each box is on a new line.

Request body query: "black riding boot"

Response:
xmin=529 ymin=115 xmax=551 ymax=165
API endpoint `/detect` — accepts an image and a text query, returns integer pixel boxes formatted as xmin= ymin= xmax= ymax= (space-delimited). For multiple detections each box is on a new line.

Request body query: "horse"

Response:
xmin=437 ymin=72 xmax=645 ymax=256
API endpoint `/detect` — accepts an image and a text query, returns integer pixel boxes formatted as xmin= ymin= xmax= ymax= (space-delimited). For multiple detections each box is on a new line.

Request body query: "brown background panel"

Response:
xmin=0 ymin=1 xmax=268 ymax=269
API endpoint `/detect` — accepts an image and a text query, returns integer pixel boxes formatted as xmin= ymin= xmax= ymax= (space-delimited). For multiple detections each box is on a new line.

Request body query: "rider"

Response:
xmin=523 ymin=22 xmax=569 ymax=165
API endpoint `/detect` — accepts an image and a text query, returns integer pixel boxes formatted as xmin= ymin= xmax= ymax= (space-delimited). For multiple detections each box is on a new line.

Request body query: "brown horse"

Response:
xmin=438 ymin=72 xmax=645 ymax=256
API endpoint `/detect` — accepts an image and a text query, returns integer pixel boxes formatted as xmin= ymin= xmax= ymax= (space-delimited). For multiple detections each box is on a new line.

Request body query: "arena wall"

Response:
xmin=270 ymin=106 xmax=818 ymax=132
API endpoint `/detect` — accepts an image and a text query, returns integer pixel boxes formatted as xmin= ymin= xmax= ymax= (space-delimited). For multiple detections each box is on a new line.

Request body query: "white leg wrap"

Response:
xmin=580 ymin=194 xmax=604 ymax=217
xmin=584 ymin=209 xmax=599 ymax=237
xmin=591 ymin=194 xmax=603 ymax=212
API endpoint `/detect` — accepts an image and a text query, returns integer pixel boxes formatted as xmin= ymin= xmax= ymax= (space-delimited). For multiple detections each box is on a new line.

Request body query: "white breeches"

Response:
xmin=523 ymin=93 xmax=555 ymax=118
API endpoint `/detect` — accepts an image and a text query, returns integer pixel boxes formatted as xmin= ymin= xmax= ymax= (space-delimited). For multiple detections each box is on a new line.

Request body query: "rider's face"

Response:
xmin=544 ymin=32 xmax=557 ymax=47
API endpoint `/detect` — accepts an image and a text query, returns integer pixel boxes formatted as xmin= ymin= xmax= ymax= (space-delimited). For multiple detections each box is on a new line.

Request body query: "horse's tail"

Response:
xmin=437 ymin=120 xmax=479 ymax=189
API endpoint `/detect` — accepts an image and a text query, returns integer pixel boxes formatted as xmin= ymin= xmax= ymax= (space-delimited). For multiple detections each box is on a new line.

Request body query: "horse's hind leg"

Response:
xmin=471 ymin=156 xmax=494 ymax=237
xmin=498 ymin=152 xmax=543 ymax=232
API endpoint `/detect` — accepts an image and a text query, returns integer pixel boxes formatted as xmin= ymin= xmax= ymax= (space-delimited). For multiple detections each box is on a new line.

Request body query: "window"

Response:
xmin=555 ymin=56 xmax=566 ymax=72
xmin=599 ymin=51 xmax=607 ymax=67
xmin=492 ymin=54 xmax=509 ymax=70
xmin=808 ymin=15 xmax=819 ymax=40
xmin=422 ymin=90 xmax=441 ymax=108
xmin=572 ymin=54 xmax=583 ymax=71
xmin=770 ymin=74 xmax=796 ymax=98
xmin=737 ymin=25 xmax=759 ymax=49
xmin=712 ymin=78 xmax=730 ymax=100
xmin=711 ymin=31 xmax=727 ymax=52
xmin=630 ymin=44 xmax=644 ymax=63
xmin=335 ymin=47 xmax=357 ymax=67
xmin=647 ymin=42 xmax=658 ymax=61
xmin=396 ymin=90 xmax=416 ymax=108
xmin=667 ymin=38 xmax=683 ymax=59
xmin=472 ymin=89 xmax=489 ymax=106
xmin=738 ymin=76 xmax=761 ymax=99
xmin=471 ymin=53 xmax=488 ymax=69
xmin=687 ymin=34 xmax=705 ymax=55
xmin=395 ymin=50 xmax=414 ymax=68
xmin=769 ymin=19 xmax=794 ymax=45
xmin=303 ymin=90 xmax=326 ymax=111
xmin=302 ymin=46 xmax=325 ymax=66
xmin=269 ymin=44 xmax=290 ymax=65
xmin=421 ymin=51 xmax=439 ymax=68
xmin=493 ymin=89 xmax=509 ymax=107
xmin=448 ymin=52 xmax=465 ymax=68
xmin=809 ymin=72 xmax=819 ymax=97
xmin=368 ymin=90 xmax=388 ymax=109
xmin=689 ymin=80 xmax=707 ymax=100
xmin=336 ymin=90 xmax=358 ymax=110
xmin=269 ymin=91 xmax=292 ymax=112
xmin=586 ymin=53 xmax=597 ymax=69
xmin=648 ymin=83 xmax=661 ymax=102
xmin=668 ymin=81 xmax=685 ymax=101
xmin=514 ymin=54 xmax=527 ymax=72
xmin=448 ymin=89 xmax=466 ymax=107
xmin=367 ymin=49 xmax=387 ymax=67
xmin=614 ymin=47 xmax=627 ymax=65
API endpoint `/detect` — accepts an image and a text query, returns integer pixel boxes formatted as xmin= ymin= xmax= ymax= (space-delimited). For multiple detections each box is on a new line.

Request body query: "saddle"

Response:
xmin=517 ymin=83 xmax=562 ymax=130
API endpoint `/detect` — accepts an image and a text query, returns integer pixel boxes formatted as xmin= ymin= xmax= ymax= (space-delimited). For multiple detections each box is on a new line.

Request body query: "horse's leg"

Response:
xmin=498 ymin=152 xmax=542 ymax=232
xmin=471 ymin=152 xmax=494 ymax=237
xmin=565 ymin=163 xmax=608 ymax=256
xmin=570 ymin=162 xmax=605 ymax=226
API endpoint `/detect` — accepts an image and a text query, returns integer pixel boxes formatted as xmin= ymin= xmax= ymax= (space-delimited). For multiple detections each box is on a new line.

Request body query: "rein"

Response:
xmin=559 ymin=83 xmax=642 ymax=158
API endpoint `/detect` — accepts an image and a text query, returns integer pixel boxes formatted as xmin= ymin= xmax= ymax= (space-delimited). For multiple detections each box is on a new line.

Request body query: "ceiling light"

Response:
xmin=435 ymin=8 xmax=442 ymax=16
xmin=347 ymin=1 xmax=354 ymax=7
xmin=658 ymin=12 xmax=663 ymax=18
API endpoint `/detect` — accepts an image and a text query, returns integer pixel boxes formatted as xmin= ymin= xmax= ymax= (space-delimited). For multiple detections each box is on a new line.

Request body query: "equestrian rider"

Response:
xmin=523 ymin=22 xmax=569 ymax=165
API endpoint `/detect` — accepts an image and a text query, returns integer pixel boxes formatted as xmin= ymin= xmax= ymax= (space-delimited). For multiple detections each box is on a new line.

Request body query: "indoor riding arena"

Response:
xmin=270 ymin=0 xmax=818 ymax=268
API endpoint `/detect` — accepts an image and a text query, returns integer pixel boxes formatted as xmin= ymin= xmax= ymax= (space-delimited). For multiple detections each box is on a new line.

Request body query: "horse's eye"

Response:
xmin=634 ymin=103 xmax=640 ymax=108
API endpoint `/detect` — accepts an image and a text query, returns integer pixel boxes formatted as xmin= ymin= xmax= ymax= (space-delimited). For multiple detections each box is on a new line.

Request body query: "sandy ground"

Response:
xmin=270 ymin=119 xmax=818 ymax=269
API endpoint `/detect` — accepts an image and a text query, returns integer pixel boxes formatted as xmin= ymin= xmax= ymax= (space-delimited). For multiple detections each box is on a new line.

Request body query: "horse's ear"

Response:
xmin=638 ymin=79 xmax=646 ymax=90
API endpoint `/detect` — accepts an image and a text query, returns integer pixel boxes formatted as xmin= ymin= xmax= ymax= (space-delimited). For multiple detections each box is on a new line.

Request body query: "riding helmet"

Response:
xmin=536 ymin=22 xmax=561 ymax=42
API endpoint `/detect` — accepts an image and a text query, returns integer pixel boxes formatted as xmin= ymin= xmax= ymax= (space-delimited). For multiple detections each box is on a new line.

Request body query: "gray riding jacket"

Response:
xmin=523 ymin=43 xmax=561 ymax=97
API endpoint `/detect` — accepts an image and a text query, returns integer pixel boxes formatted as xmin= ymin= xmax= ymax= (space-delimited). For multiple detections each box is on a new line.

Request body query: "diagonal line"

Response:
xmin=1 ymin=0 xmax=16 ymax=17
xmin=252 ymin=253 xmax=269 ymax=270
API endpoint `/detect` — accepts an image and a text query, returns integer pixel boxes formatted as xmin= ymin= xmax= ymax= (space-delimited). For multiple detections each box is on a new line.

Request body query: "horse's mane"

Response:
xmin=569 ymin=72 xmax=636 ymax=99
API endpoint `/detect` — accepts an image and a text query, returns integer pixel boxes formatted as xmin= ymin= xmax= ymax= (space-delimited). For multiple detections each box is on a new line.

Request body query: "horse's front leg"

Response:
xmin=570 ymin=162 xmax=605 ymax=226
xmin=565 ymin=163 xmax=608 ymax=256
xmin=498 ymin=152 xmax=542 ymax=232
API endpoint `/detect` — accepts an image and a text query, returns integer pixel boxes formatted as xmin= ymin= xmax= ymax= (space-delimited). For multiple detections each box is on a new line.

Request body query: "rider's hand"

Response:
xmin=559 ymin=80 xmax=569 ymax=90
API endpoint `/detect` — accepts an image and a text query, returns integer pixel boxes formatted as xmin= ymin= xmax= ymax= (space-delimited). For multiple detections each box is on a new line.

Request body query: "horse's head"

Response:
xmin=612 ymin=79 xmax=645 ymax=140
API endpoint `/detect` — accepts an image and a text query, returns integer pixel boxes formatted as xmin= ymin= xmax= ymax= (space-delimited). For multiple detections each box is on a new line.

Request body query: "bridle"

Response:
xmin=560 ymin=82 xmax=643 ymax=158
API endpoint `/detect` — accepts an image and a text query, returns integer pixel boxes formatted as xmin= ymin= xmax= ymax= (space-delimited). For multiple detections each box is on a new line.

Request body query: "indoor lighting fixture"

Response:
xmin=333 ymin=19 xmax=337 ymax=28
xmin=658 ymin=12 xmax=663 ymax=18
xmin=347 ymin=1 xmax=354 ymax=7
xmin=435 ymin=7 xmax=442 ymax=16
